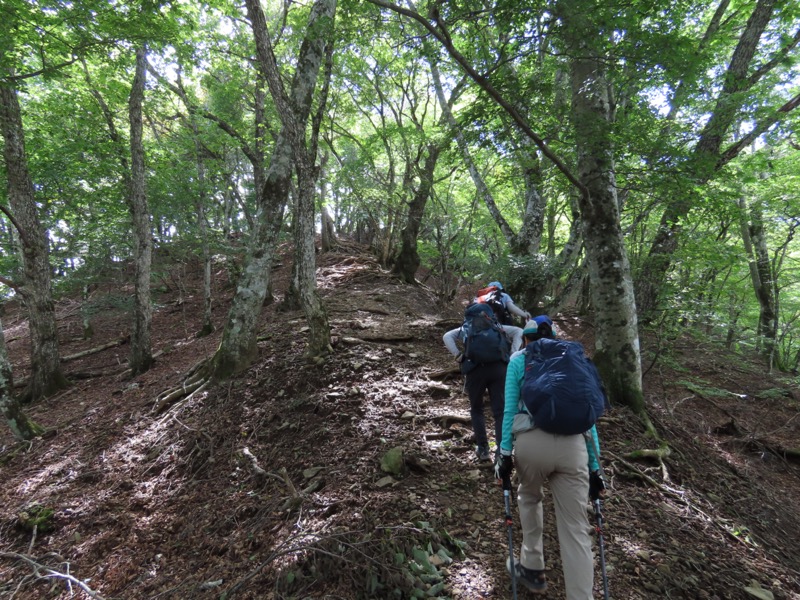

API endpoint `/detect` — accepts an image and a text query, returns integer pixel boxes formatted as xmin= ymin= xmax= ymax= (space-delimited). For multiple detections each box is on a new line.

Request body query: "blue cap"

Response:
xmin=523 ymin=315 xmax=554 ymax=337
xmin=487 ymin=281 xmax=504 ymax=290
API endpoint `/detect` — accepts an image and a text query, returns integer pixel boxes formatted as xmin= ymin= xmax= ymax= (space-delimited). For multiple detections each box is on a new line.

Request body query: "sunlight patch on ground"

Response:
xmin=13 ymin=455 xmax=79 ymax=498
xmin=317 ymin=263 xmax=381 ymax=289
xmin=407 ymin=318 xmax=440 ymax=327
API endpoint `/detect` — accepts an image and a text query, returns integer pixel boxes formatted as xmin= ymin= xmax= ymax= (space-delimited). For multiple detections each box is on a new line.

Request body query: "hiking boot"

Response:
xmin=506 ymin=557 xmax=547 ymax=594
xmin=475 ymin=445 xmax=491 ymax=462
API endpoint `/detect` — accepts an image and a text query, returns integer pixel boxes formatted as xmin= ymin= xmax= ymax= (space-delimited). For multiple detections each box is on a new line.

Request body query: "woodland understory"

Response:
xmin=1 ymin=247 xmax=799 ymax=600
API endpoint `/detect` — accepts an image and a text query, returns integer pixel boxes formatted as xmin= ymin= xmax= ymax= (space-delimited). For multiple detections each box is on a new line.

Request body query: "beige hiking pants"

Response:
xmin=515 ymin=428 xmax=594 ymax=600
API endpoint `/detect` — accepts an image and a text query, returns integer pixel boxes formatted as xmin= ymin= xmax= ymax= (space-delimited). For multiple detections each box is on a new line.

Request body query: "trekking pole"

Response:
xmin=502 ymin=474 xmax=518 ymax=600
xmin=593 ymin=498 xmax=610 ymax=600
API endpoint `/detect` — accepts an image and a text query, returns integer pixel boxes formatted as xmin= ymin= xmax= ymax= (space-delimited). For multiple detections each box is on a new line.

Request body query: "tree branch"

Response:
xmin=365 ymin=0 xmax=587 ymax=198
xmin=0 ymin=274 xmax=21 ymax=292
xmin=717 ymin=91 xmax=800 ymax=169
xmin=144 ymin=60 xmax=260 ymax=166
xmin=0 ymin=204 xmax=30 ymax=247
xmin=746 ymin=27 xmax=800 ymax=89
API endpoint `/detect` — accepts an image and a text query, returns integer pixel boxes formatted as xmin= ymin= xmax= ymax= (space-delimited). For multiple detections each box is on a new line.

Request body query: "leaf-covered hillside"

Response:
xmin=1 ymin=245 xmax=799 ymax=599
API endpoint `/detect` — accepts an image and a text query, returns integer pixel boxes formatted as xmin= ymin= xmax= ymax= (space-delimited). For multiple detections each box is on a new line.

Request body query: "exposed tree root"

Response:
xmin=607 ymin=450 xmax=755 ymax=547
xmin=67 ymin=349 xmax=164 ymax=381
xmin=427 ymin=366 xmax=461 ymax=380
xmin=338 ymin=336 xmax=409 ymax=350
xmin=152 ymin=359 xmax=211 ymax=415
xmin=429 ymin=414 xmax=471 ymax=427
xmin=623 ymin=445 xmax=673 ymax=482
xmin=711 ymin=412 xmax=800 ymax=465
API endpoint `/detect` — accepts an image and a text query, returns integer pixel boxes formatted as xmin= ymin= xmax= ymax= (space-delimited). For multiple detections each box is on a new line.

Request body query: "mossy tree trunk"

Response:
xmin=0 ymin=79 xmax=68 ymax=402
xmin=0 ymin=318 xmax=43 ymax=440
xmin=393 ymin=144 xmax=440 ymax=284
xmin=739 ymin=195 xmax=777 ymax=367
xmin=127 ymin=47 xmax=154 ymax=376
xmin=209 ymin=0 xmax=336 ymax=378
xmin=558 ymin=0 xmax=646 ymax=418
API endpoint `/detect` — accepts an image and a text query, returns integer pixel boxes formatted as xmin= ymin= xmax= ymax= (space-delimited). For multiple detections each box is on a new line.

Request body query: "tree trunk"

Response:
xmin=295 ymin=160 xmax=332 ymax=360
xmin=209 ymin=0 xmax=335 ymax=378
xmin=0 ymin=317 xmax=43 ymax=439
xmin=739 ymin=196 xmax=777 ymax=366
xmin=393 ymin=143 xmax=440 ymax=283
xmin=515 ymin=137 xmax=547 ymax=256
xmin=430 ymin=62 xmax=525 ymax=252
xmin=559 ymin=0 xmax=646 ymax=417
xmin=283 ymin=190 xmax=303 ymax=312
xmin=0 ymin=81 xmax=68 ymax=402
xmin=81 ymin=283 xmax=94 ymax=339
xmin=320 ymin=153 xmax=337 ymax=252
xmin=321 ymin=206 xmax=336 ymax=252
xmin=127 ymin=47 xmax=154 ymax=376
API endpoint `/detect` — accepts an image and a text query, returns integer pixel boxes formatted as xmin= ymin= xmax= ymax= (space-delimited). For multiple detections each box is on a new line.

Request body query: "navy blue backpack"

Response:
xmin=461 ymin=303 xmax=510 ymax=370
xmin=522 ymin=338 xmax=608 ymax=435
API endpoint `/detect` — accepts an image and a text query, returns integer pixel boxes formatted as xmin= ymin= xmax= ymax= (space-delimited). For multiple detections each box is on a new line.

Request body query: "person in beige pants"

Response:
xmin=514 ymin=428 xmax=596 ymax=598
xmin=495 ymin=316 xmax=604 ymax=598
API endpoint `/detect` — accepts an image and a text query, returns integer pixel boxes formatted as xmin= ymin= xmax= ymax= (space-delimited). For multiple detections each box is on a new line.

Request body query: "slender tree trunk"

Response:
xmin=515 ymin=137 xmax=547 ymax=255
xmin=177 ymin=72 xmax=215 ymax=337
xmin=319 ymin=152 xmax=337 ymax=252
xmin=81 ymin=283 xmax=94 ymax=339
xmin=559 ymin=0 xmax=646 ymax=418
xmin=283 ymin=190 xmax=303 ymax=312
xmin=184 ymin=95 xmax=215 ymax=337
xmin=429 ymin=28 xmax=545 ymax=258
xmin=196 ymin=187 xmax=214 ymax=338
xmin=197 ymin=189 xmax=214 ymax=339
xmin=0 ymin=82 xmax=68 ymax=401
xmin=321 ymin=206 xmax=336 ymax=252
xmin=739 ymin=196 xmax=777 ymax=365
xmin=295 ymin=160 xmax=332 ymax=360
xmin=0 ymin=317 xmax=43 ymax=439
xmin=127 ymin=48 xmax=154 ymax=376
xmin=430 ymin=62 xmax=527 ymax=252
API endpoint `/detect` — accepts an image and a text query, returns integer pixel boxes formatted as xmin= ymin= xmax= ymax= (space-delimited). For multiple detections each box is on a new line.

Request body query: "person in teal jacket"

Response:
xmin=495 ymin=315 xmax=605 ymax=599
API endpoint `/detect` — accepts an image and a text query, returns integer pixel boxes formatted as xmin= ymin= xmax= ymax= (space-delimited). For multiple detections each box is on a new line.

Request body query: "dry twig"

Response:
xmin=0 ymin=552 xmax=107 ymax=599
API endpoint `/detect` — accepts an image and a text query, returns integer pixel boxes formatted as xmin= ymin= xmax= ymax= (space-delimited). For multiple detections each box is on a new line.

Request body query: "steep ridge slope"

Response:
xmin=1 ymin=243 xmax=799 ymax=599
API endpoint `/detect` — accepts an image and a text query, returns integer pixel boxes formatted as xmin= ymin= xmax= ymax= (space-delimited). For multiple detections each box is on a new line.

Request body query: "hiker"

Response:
xmin=495 ymin=315 xmax=606 ymax=599
xmin=443 ymin=304 xmax=523 ymax=462
xmin=474 ymin=281 xmax=532 ymax=326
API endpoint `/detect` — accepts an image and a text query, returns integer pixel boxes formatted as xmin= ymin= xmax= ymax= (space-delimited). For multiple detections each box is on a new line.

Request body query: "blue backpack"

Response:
xmin=461 ymin=303 xmax=510 ymax=370
xmin=522 ymin=338 xmax=608 ymax=435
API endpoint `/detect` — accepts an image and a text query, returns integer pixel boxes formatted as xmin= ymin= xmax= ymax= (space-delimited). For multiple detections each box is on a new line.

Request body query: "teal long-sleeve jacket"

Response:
xmin=500 ymin=349 xmax=601 ymax=471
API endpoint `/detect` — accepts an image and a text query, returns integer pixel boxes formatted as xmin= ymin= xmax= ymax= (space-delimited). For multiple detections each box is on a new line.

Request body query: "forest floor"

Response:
xmin=1 ymin=241 xmax=799 ymax=600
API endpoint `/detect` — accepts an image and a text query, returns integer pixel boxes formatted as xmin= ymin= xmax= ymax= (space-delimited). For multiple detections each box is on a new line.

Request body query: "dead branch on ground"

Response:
xmin=61 ymin=338 xmax=126 ymax=362
xmin=427 ymin=366 xmax=460 ymax=380
xmin=338 ymin=336 xmax=411 ymax=353
xmin=0 ymin=551 xmax=107 ymax=599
